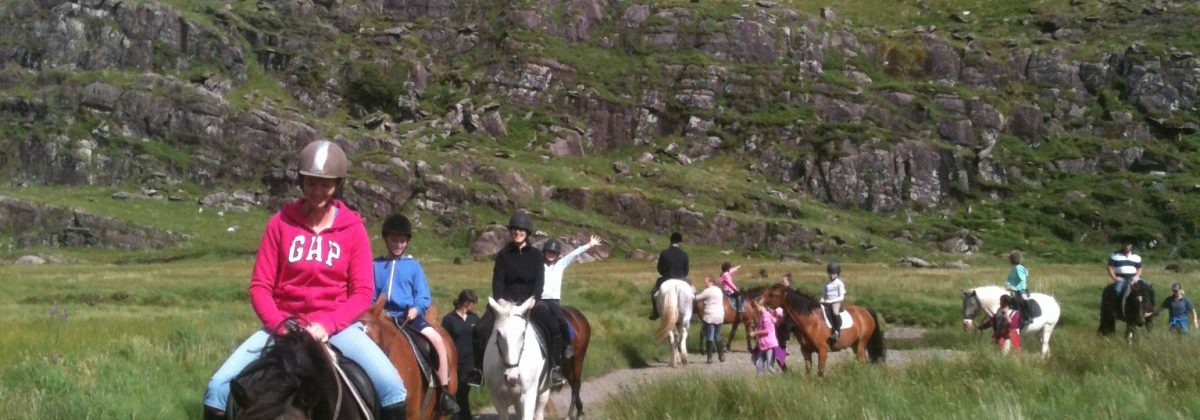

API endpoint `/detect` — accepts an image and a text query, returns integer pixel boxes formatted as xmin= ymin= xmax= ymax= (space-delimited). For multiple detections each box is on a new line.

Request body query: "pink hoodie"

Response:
xmin=758 ymin=307 xmax=783 ymax=350
xmin=248 ymin=199 xmax=374 ymax=335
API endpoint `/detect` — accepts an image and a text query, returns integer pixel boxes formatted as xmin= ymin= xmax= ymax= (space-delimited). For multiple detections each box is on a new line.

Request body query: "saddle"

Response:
xmin=1024 ymin=299 xmax=1042 ymax=319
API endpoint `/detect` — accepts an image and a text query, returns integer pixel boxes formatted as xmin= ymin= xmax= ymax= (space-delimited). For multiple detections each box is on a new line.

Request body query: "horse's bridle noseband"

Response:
xmin=495 ymin=313 xmax=530 ymax=369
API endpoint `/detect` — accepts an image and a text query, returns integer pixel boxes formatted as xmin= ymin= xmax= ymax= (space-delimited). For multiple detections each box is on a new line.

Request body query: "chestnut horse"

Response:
xmin=361 ymin=297 xmax=458 ymax=420
xmin=559 ymin=306 xmax=592 ymax=419
xmin=760 ymin=284 xmax=884 ymax=376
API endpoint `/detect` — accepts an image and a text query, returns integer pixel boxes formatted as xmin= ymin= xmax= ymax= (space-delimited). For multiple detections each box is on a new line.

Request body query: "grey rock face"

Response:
xmin=0 ymin=196 xmax=184 ymax=250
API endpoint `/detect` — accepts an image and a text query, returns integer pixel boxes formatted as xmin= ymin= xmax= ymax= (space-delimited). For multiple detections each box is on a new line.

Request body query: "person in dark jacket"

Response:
xmin=441 ymin=290 xmax=479 ymax=420
xmin=465 ymin=211 xmax=567 ymax=387
xmin=649 ymin=232 xmax=689 ymax=320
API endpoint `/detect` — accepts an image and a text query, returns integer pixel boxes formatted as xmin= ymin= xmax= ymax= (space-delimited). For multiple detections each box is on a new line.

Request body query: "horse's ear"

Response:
xmin=517 ymin=297 xmax=535 ymax=313
xmin=961 ymin=289 xmax=971 ymax=296
xmin=369 ymin=295 xmax=386 ymax=315
xmin=488 ymin=296 xmax=501 ymax=312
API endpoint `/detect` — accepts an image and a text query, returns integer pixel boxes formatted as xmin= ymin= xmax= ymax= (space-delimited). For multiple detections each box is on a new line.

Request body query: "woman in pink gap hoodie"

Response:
xmin=203 ymin=141 xmax=408 ymax=420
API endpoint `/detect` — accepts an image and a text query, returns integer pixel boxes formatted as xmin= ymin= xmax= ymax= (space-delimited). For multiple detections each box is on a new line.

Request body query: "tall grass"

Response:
xmin=601 ymin=329 xmax=1200 ymax=419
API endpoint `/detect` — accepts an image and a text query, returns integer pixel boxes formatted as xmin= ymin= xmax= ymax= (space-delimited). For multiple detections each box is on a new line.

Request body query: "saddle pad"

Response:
xmin=822 ymin=310 xmax=854 ymax=330
xmin=398 ymin=323 xmax=438 ymax=387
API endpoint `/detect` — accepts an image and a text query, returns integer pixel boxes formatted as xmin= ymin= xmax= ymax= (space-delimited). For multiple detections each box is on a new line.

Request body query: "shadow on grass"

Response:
xmin=619 ymin=342 xmax=650 ymax=369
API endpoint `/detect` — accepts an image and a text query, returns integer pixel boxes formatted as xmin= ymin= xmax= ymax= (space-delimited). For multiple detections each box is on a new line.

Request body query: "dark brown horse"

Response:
xmin=559 ymin=306 xmax=592 ymax=419
xmin=361 ymin=298 xmax=458 ymax=420
xmin=760 ymin=284 xmax=884 ymax=376
xmin=229 ymin=319 xmax=369 ymax=420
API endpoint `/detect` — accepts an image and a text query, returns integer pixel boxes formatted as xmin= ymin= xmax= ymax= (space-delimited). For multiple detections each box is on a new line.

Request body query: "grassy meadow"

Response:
xmin=3 ymin=254 xmax=1200 ymax=418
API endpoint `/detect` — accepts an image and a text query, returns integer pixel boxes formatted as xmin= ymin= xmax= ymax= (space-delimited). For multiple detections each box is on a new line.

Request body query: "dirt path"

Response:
xmin=476 ymin=327 xmax=960 ymax=419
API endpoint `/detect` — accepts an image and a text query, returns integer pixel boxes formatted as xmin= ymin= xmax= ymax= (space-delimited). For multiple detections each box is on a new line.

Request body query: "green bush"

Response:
xmin=346 ymin=61 xmax=412 ymax=115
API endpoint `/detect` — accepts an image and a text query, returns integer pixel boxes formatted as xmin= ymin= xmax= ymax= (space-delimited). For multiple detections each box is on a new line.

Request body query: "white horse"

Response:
xmin=961 ymin=285 xmax=1061 ymax=357
xmin=654 ymin=279 xmax=695 ymax=367
xmin=484 ymin=297 xmax=552 ymax=420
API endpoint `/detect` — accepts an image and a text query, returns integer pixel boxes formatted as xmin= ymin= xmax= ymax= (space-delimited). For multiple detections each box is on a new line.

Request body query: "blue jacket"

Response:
xmin=373 ymin=255 xmax=432 ymax=318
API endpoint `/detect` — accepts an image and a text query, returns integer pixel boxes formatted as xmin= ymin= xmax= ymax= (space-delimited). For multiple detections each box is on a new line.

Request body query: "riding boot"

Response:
xmin=705 ymin=340 xmax=714 ymax=363
xmin=561 ymin=320 xmax=575 ymax=360
xmin=202 ymin=406 xmax=226 ymax=420
xmin=380 ymin=401 xmax=408 ymax=420
xmin=438 ymin=385 xmax=460 ymax=415
xmin=717 ymin=340 xmax=726 ymax=362
xmin=548 ymin=334 xmax=567 ymax=386
xmin=649 ymin=294 xmax=660 ymax=320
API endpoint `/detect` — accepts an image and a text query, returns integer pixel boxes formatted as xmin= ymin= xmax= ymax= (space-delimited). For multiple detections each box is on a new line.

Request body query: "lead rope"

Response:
xmin=325 ymin=343 xmax=375 ymax=420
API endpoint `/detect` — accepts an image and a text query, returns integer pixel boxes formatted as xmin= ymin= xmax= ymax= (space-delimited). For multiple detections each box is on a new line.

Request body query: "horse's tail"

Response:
xmin=867 ymin=308 xmax=886 ymax=363
xmin=656 ymin=286 xmax=680 ymax=343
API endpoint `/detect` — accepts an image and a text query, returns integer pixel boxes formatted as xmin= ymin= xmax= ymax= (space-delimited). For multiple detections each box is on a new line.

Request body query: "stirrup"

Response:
xmin=549 ymin=366 xmax=567 ymax=386
xmin=465 ymin=369 xmax=483 ymax=388
xmin=564 ymin=344 xmax=575 ymax=360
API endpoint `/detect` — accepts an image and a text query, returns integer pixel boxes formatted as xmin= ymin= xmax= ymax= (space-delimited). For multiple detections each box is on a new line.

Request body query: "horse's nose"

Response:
xmin=505 ymin=370 xmax=520 ymax=385
xmin=962 ymin=319 xmax=973 ymax=332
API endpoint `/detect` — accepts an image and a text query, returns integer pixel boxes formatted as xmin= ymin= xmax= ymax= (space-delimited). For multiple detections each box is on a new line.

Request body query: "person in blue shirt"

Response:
xmin=1162 ymin=283 xmax=1198 ymax=334
xmin=374 ymin=214 xmax=459 ymax=415
xmin=1005 ymin=251 xmax=1031 ymax=330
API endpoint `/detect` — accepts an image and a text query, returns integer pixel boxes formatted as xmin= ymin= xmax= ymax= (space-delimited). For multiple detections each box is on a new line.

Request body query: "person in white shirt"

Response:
xmin=694 ymin=276 xmax=727 ymax=363
xmin=821 ymin=261 xmax=847 ymax=343
xmin=541 ymin=235 xmax=602 ymax=358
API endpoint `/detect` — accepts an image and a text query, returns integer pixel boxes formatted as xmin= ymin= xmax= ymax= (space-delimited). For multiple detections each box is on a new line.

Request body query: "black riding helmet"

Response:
xmin=543 ymin=238 xmax=562 ymax=255
xmin=826 ymin=261 xmax=841 ymax=275
xmin=381 ymin=214 xmax=413 ymax=238
xmin=508 ymin=211 xmax=533 ymax=233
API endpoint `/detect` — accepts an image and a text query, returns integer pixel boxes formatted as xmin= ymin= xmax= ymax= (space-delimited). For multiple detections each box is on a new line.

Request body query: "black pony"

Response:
xmin=1098 ymin=280 xmax=1158 ymax=341
xmin=228 ymin=320 xmax=370 ymax=420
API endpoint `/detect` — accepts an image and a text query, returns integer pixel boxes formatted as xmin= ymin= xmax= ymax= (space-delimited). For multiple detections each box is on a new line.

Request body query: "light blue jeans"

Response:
xmin=203 ymin=322 xmax=406 ymax=410
xmin=702 ymin=322 xmax=722 ymax=342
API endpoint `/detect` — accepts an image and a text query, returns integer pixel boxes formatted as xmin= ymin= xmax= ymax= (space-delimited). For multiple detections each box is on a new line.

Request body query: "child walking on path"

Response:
xmin=749 ymin=297 xmax=785 ymax=374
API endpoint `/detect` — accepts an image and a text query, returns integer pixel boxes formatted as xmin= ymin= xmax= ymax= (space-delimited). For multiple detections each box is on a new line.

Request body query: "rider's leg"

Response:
xmin=330 ymin=322 xmax=407 ymax=407
xmin=419 ymin=326 xmax=452 ymax=385
xmin=829 ymin=302 xmax=843 ymax=342
xmin=418 ymin=325 xmax=460 ymax=414
xmin=532 ymin=304 xmax=565 ymax=382
xmin=649 ymin=278 xmax=666 ymax=319
xmin=543 ymin=299 xmax=573 ymax=357
xmin=204 ymin=329 xmax=271 ymax=412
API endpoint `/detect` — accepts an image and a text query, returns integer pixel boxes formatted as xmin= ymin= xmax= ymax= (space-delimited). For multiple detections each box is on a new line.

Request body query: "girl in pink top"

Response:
xmin=203 ymin=141 xmax=408 ymax=420
xmin=749 ymin=297 xmax=785 ymax=374
xmin=720 ymin=262 xmax=743 ymax=312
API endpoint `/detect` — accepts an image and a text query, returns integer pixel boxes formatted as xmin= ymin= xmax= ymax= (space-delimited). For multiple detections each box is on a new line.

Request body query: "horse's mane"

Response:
xmin=236 ymin=325 xmax=338 ymax=419
xmin=785 ymin=289 xmax=823 ymax=314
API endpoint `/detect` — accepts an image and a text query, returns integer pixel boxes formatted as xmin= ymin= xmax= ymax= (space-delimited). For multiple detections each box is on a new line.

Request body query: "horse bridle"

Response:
xmin=495 ymin=313 xmax=530 ymax=369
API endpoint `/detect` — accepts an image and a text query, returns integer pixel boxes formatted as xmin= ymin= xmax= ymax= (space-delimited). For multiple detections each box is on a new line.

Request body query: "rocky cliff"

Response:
xmin=1 ymin=0 xmax=1198 ymax=260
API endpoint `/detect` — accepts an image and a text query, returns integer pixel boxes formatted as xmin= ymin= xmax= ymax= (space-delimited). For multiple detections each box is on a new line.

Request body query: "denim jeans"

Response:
xmin=203 ymin=322 xmax=406 ymax=410
xmin=702 ymin=323 xmax=722 ymax=342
